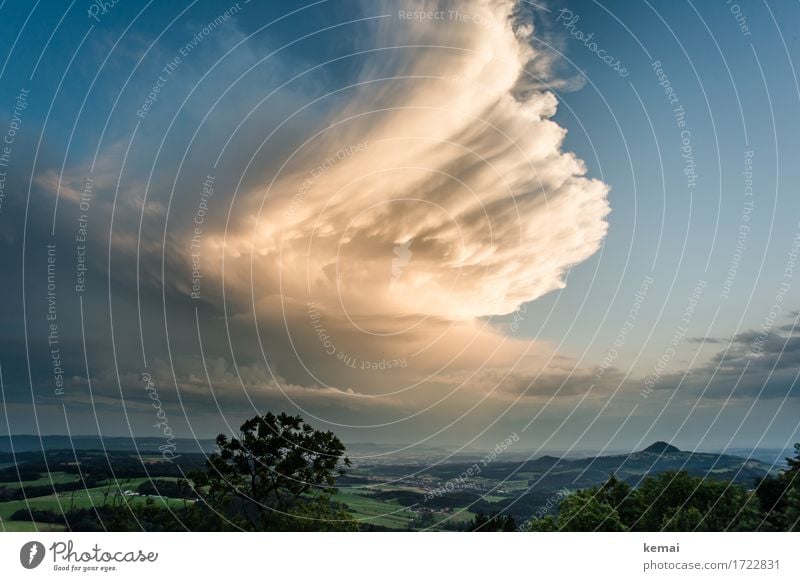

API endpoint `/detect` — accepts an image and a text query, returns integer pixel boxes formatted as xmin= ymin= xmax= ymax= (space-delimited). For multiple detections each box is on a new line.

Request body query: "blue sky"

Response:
xmin=0 ymin=0 xmax=798 ymax=454
xmin=523 ymin=0 xmax=800 ymax=353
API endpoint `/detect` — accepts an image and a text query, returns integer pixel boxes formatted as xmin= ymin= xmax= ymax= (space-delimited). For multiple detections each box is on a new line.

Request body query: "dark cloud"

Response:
xmin=654 ymin=323 xmax=800 ymax=400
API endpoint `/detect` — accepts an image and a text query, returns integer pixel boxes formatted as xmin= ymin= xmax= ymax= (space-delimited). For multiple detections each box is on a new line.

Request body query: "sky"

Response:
xmin=0 ymin=0 xmax=798 ymax=456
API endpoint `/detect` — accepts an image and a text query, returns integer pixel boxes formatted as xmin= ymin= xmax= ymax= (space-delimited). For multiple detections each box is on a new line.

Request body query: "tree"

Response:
xmin=527 ymin=469 xmax=766 ymax=532
xmin=524 ymin=514 xmax=558 ymax=531
xmin=192 ymin=412 xmax=355 ymax=531
xmin=754 ymin=475 xmax=788 ymax=530
xmin=597 ymin=474 xmax=640 ymax=524
xmin=469 ymin=512 xmax=517 ymax=531
xmin=786 ymin=443 xmax=800 ymax=474
xmin=409 ymin=509 xmax=435 ymax=529
xmin=659 ymin=506 xmax=705 ymax=531
xmin=555 ymin=489 xmax=627 ymax=531
xmin=783 ymin=487 xmax=800 ymax=531
xmin=634 ymin=471 xmax=760 ymax=532
xmin=757 ymin=443 xmax=800 ymax=530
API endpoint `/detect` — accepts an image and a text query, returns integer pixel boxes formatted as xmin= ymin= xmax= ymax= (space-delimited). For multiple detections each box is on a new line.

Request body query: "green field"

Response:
xmin=334 ymin=487 xmax=476 ymax=530
xmin=1 ymin=489 xmax=185 ymax=517
xmin=0 ymin=519 xmax=66 ymax=532
xmin=0 ymin=471 xmax=79 ymax=489
xmin=335 ymin=488 xmax=418 ymax=529
xmin=0 ymin=476 xmax=190 ymax=532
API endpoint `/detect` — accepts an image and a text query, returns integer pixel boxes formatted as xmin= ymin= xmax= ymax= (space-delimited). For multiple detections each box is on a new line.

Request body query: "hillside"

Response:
xmin=0 ymin=440 xmax=787 ymax=531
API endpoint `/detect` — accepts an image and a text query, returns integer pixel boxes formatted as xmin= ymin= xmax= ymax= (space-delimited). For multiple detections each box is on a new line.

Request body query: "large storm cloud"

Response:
xmin=15 ymin=0 xmax=610 ymax=434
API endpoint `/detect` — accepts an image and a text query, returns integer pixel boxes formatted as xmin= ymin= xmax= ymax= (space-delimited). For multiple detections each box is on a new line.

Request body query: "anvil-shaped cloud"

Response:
xmin=223 ymin=0 xmax=609 ymax=325
xmin=43 ymin=0 xmax=610 ymax=414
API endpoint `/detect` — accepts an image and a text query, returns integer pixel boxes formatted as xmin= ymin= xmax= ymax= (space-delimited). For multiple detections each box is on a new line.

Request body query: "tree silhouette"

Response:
xmin=526 ymin=469 xmax=768 ymax=532
xmin=470 ymin=512 xmax=517 ymax=531
xmin=555 ymin=488 xmax=627 ymax=531
xmin=193 ymin=412 xmax=354 ymax=531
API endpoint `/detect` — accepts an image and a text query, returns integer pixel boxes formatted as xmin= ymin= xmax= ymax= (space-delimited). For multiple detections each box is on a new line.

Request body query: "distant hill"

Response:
xmin=0 ymin=435 xmax=216 ymax=454
xmin=640 ymin=441 xmax=681 ymax=454
xmin=339 ymin=441 xmax=786 ymax=525
xmin=369 ymin=441 xmax=780 ymax=490
xmin=0 ymin=436 xmax=783 ymax=491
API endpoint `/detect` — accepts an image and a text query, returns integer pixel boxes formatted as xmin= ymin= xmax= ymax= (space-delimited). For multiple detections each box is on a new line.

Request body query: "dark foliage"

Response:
xmin=190 ymin=412 xmax=356 ymax=531
xmin=525 ymin=443 xmax=800 ymax=532
xmin=469 ymin=512 xmax=517 ymax=531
